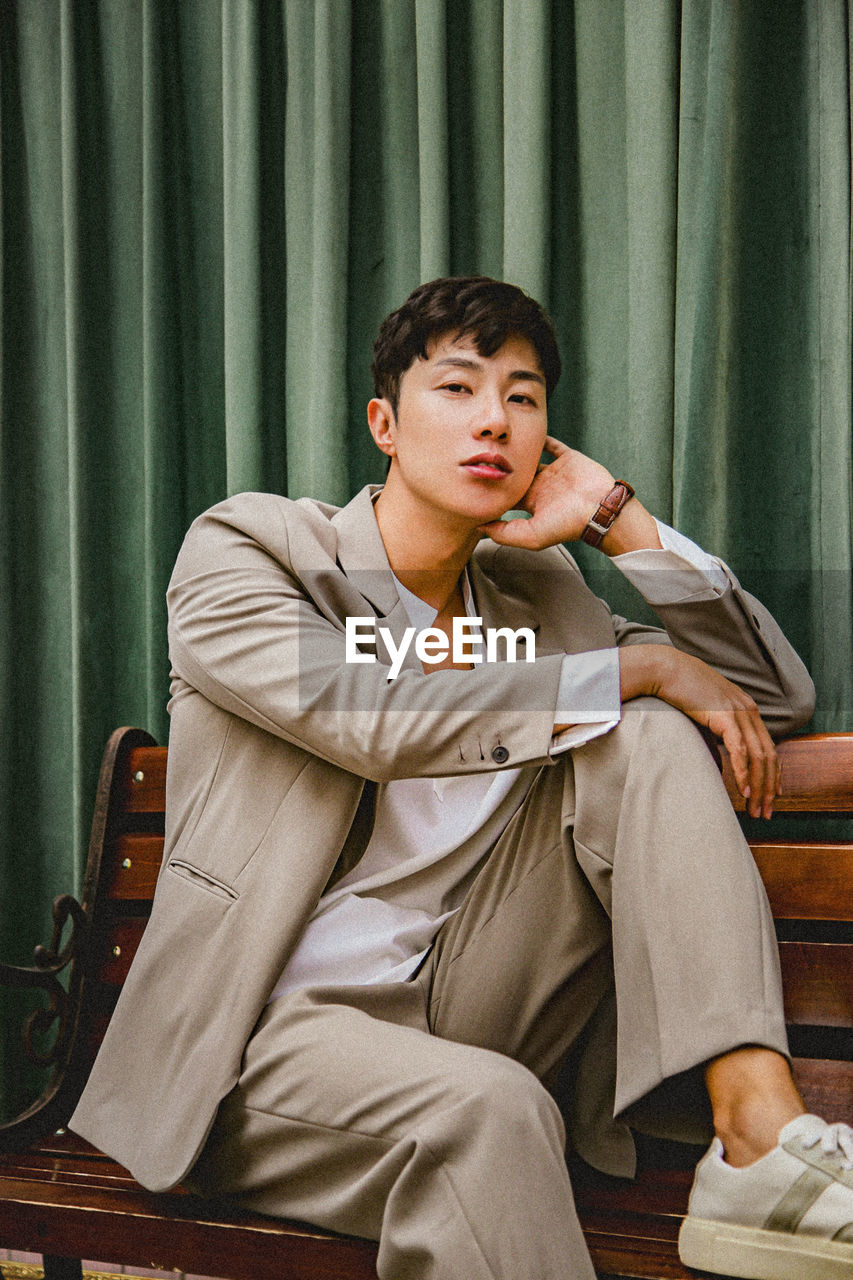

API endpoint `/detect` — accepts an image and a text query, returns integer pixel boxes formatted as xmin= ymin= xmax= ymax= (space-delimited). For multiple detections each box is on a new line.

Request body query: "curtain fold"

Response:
xmin=285 ymin=0 xmax=351 ymax=500
xmin=415 ymin=0 xmax=450 ymax=280
xmin=502 ymin=0 xmax=550 ymax=301
xmin=806 ymin=0 xmax=853 ymax=729
xmin=559 ymin=0 xmax=679 ymax=520
xmin=674 ymin=0 xmax=852 ymax=720
xmin=1 ymin=0 xmax=851 ymax=1115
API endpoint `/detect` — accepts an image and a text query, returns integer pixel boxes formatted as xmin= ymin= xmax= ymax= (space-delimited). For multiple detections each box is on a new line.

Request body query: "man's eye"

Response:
xmin=441 ymin=382 xmax=470 ymax=393
xmin=509 ymin=393 xmax=536 ymax=406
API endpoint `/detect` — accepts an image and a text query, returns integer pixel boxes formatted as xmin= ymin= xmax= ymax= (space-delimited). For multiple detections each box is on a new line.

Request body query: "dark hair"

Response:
xmin=371 ymin=276 xmax=562 ymax=414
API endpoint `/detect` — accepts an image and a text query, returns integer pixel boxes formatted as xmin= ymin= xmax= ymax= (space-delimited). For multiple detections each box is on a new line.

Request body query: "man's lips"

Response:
xmin=461 ymin=453 xmax=512 ymax=479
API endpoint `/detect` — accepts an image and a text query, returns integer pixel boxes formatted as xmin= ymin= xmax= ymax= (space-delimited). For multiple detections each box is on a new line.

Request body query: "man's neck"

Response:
xmin=372 ymin=488 xmax=479 ymax=614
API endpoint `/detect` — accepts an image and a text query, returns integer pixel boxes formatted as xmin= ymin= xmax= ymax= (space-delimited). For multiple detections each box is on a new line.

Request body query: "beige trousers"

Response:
xmin=190 ymin=699 xmax=788 ymax=1279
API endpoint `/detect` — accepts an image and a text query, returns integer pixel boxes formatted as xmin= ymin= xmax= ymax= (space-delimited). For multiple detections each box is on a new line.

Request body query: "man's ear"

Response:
xmin=367 ymin=398 xmax=396 ymax=458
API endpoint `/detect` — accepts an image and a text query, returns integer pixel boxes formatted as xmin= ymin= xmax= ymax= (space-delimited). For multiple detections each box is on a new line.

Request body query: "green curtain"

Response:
xmin=1 ymin=0 xmax=851 ymax=1109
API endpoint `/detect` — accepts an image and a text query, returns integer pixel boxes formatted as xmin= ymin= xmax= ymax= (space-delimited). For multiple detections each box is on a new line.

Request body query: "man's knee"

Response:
xmin=600 ymin=695 xmax=721 ymax=782
xmin=620 ymin=693 xmax=705 ymax=741
xmin=426 ymin=1050 xmax=566 ymax=1161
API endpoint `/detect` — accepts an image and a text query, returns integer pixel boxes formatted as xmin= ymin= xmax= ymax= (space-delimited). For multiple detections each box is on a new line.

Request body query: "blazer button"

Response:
xmin=491 ymin=745 xmax=509 ymax=764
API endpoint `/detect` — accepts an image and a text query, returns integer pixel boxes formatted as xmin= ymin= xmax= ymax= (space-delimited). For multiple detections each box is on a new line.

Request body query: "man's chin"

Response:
xmin=464 ymin=505 xmax=517 ymax=530
xmin=475 ymin=504 xmax=530 ymax=532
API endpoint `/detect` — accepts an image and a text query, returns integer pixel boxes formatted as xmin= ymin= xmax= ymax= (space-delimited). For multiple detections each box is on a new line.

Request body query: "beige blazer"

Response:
xmin=69 ymin=486 xmax=814 ymax=1192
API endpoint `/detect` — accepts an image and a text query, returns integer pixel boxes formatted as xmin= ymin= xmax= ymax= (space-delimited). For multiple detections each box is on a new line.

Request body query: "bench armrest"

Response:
xmin=0 ymin=894 xmax=88 ymax=1151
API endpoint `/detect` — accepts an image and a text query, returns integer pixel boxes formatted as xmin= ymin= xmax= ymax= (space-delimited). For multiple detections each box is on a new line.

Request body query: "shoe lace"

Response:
xmin=800 ymin=1119 xmax=853 ymax=1171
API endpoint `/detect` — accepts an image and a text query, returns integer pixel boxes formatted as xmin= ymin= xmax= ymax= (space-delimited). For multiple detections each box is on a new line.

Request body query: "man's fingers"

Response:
xmin=725 ymin=706 xmax=779 ymax=819
xmin=724 ymin=733 xmax=752 ymax=806
xmin=735 ymin=710 xmax=764 ymax=818
xmin=746 ymin=709 xmax=779 ymax=819
xmin=478 ymin=518 xmax=537 ymax=548
xmin=646 ymin=648 xmax=778 ymax=818
xmin=741 ymin=714 xmax=775 ymax=819
xmin=542 ymin=436 xmax=568 ymax=458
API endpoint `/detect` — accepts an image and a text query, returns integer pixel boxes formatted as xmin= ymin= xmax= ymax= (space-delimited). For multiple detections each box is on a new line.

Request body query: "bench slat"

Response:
xmin=750 ymin=841 xmax=853 ymax=920
xmin=106 ymin=834 xmax=164 ymax=899
xmin=779 ymin=941 xmax=853 ymax=1026
xmin=95 ymin=918 xmax=148 ymax=985
xmin=579 ymin=1227 xmax=693 ymax=1280
xmin=122 ymin=746 xmax=167 ymax=814
xmin=104 ymin=836 xmax=853 ymax=922
xmin=123 ymin=736 xmax=853 ymax=819
xmin=792 ymin=1057 xmax=853 ymax=1115
xmin=91 ymin=932 xmax=853 ymax=1029
xmin=722 ymin=733 xmax=853 ymax=811
xmin=0 ymin=1163 xmax=380 ymax=1280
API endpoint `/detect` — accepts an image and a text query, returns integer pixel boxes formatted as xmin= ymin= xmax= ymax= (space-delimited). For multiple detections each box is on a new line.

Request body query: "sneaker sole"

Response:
xmin=678 ymin=1216 xmax=853 ymax=1280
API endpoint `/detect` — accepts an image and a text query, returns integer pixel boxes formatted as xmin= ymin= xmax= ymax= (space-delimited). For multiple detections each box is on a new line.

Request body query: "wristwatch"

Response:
xmin=580 ymin=480 xmax=635 ymax=548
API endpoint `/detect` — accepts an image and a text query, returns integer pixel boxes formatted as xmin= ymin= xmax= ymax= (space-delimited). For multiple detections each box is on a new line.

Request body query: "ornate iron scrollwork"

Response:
xmin=1 ymin=893 xmax=87 ymax=1069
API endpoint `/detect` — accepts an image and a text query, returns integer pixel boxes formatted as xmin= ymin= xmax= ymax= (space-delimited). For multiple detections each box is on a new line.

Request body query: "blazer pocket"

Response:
xmin=166 ymin=859 xmax=239 ymax=902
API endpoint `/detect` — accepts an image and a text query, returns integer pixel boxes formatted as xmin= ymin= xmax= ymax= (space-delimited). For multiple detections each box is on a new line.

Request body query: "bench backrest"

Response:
xmin=2 ymin=725 xmax=852 ymax=1150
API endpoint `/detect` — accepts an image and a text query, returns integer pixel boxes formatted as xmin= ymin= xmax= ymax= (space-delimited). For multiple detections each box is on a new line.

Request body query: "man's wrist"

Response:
xmin=598 ymin=497 xmax=663 ymax=556
xmin=580 ymin=480 xmax=635 ymax=548
xmin=618 ymin=643 xmax=672 ymax=702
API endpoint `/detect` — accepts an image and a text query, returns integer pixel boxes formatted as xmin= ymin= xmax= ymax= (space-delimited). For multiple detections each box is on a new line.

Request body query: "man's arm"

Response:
xmin=482 ymin=438 xmax=816 ymax=819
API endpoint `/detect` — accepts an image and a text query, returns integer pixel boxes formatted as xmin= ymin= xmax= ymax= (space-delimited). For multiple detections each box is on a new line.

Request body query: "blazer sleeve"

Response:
xmin=607 ymin=560 xmax=816 ymax=737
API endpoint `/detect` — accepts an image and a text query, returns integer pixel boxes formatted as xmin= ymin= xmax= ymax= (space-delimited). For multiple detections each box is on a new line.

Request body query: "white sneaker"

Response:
xmin=678 ymin=1114 xmax=853 ymax=1279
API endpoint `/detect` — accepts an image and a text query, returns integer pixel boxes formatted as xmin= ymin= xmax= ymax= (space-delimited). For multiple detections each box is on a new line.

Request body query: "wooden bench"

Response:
xmin=1 ymin=725 xmax=851 ymax=1280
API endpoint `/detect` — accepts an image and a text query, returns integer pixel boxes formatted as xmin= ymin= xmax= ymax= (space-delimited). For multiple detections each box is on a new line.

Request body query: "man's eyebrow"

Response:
xmin=508 ymin=368 xmax=546 ymax=388
xmin=432 ymin=357 xmax=545 ymax=387
xmin=433 ymin=357 xmax=481 ymax=373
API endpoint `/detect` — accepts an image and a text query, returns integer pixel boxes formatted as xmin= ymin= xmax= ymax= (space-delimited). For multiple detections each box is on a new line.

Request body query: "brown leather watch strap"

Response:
xmin=580 ymin=480 xmax=635 ymax=548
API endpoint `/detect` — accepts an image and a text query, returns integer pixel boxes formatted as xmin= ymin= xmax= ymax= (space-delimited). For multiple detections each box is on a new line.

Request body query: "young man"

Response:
xmin=71 ymin=278 xmax=852 ymax=1280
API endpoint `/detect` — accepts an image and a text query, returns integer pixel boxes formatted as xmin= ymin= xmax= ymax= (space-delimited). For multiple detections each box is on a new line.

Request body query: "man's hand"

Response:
xmin=478 ymin=437 xmax=661 ymax=554
xmin=619 ymin=645 xmax=781 ymax=819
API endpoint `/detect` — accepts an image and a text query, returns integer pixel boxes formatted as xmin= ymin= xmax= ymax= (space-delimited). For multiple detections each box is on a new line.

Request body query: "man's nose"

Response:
xmin=474 ymin=395 xmax=510 ymax=439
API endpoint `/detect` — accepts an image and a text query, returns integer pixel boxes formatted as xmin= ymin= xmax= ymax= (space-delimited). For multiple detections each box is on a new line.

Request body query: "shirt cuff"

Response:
xmin=549 ymin=649 xmax=621 ymax=755
xmin=611 ymin=518 xmax=730 ymax=605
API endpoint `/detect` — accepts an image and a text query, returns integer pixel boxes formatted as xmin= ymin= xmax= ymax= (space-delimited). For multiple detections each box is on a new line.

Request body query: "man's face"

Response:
xmin=369 ymin=332 xmax=548 ymax=530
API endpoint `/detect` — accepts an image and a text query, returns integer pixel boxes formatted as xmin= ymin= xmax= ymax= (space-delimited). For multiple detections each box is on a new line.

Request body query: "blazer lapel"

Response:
xmin=468 ymin=549 xmax=542 ymax=665
xmin=332 ymin=485 xmax=397 ymax=612
xmin=331 ymin=485 xmax=422 ymax=676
